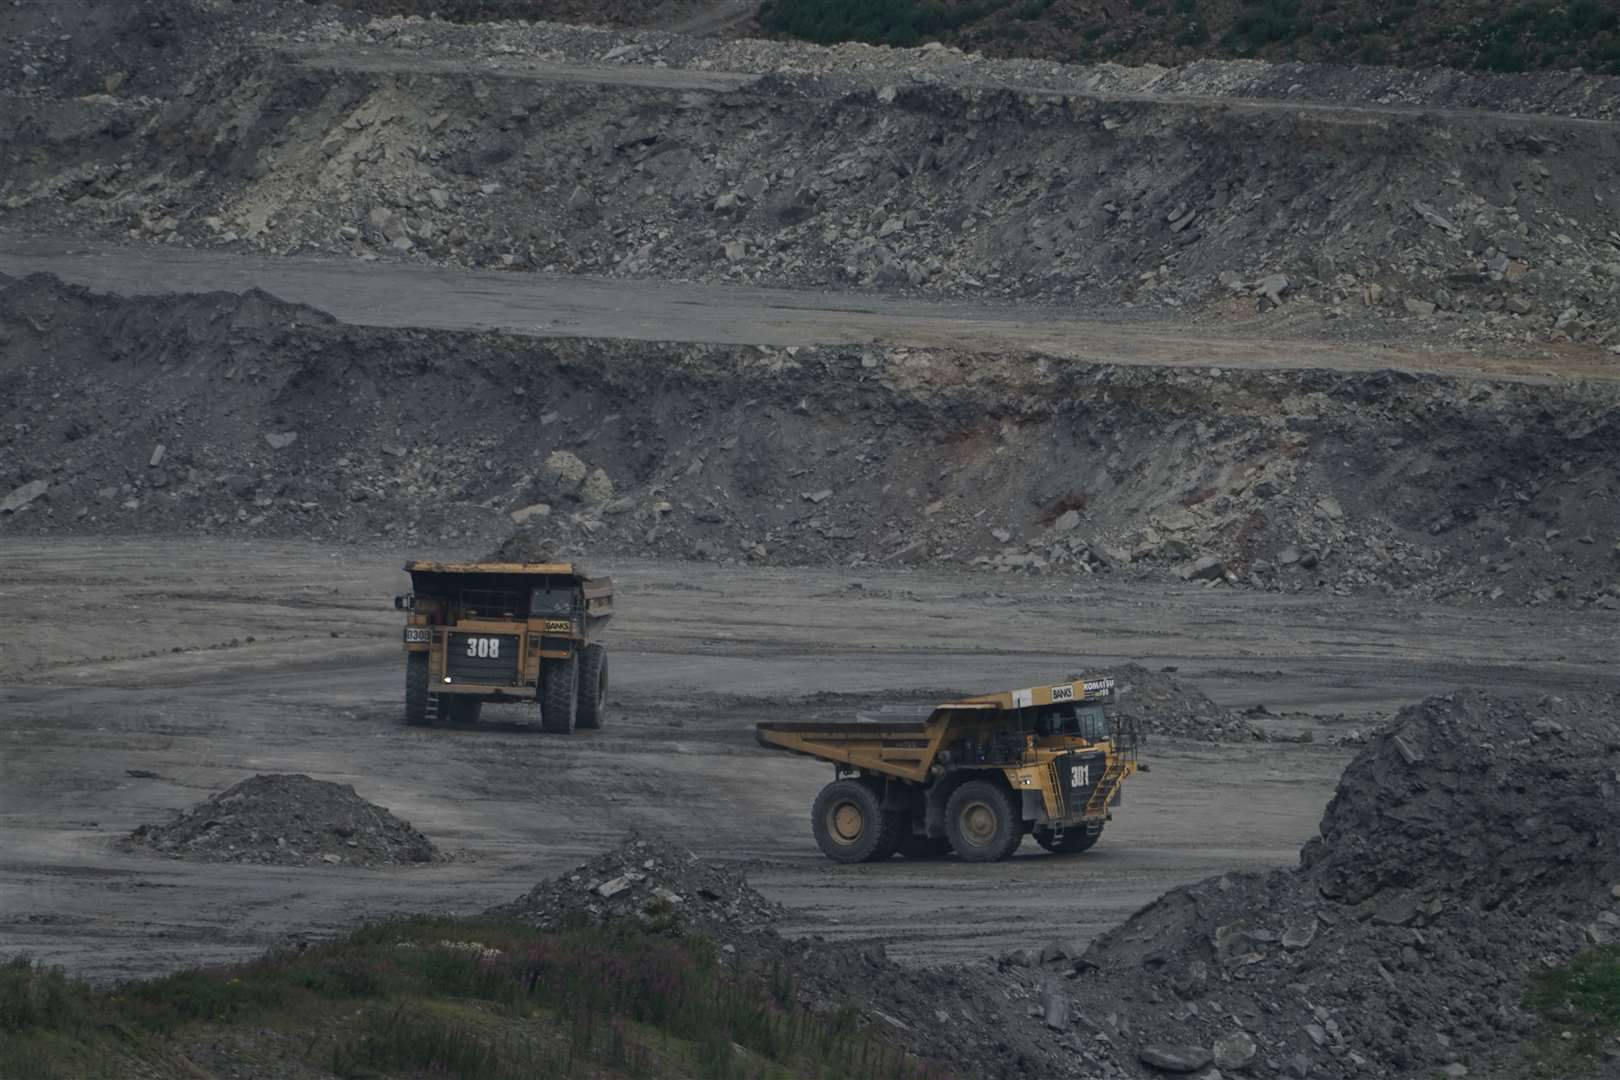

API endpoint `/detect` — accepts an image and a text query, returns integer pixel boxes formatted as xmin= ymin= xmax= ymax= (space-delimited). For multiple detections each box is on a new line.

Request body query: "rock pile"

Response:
xmin=1108 ymin=663 xmax=1263 ymax=743
xmin=488 ymin=834 xmax=1132 ymax=1078
xmin=1019 ymin=689 xmax=1620 ymax=1079
xmin=487 ymin=835 xmax=782 ymax=938
xmin=128 ymin=773 xmax=437 ymax=867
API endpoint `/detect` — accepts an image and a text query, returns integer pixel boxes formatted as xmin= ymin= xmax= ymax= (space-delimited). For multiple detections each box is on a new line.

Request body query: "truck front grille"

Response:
xmin=1056 ymin=752 xmax=1106 ymax=816
xmin=446 ymin=633 xmax=520 ymax=684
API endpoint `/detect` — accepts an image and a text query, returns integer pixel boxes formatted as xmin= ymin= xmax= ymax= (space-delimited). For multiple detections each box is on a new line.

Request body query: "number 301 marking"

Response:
xmin=466 ymin=637 xmax=500 ymax=659
xmin=1070 ymin=765 xmax=1091 ymax=788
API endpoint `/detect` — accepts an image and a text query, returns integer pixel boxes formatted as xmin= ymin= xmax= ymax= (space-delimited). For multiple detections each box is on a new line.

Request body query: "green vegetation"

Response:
xmin=1470 ymin=1 xmax=1620 ymax=73
xmin=0 ymin=920 xmax=944 ymax=1080
xmin=1221 ymin=0 xmax=1304 ymax=53
xmin=758 ymin=0 xmax=1620 ymax=74
xmin=1522 ymin=945 xmax=1620 ymax=1077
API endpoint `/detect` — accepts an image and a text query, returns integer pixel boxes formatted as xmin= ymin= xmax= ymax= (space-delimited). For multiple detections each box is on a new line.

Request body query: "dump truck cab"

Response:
xmin=756 ymin=677 xmax=1141 ymax=863
xmin=397 ymin=560 xmax=612 ymax=732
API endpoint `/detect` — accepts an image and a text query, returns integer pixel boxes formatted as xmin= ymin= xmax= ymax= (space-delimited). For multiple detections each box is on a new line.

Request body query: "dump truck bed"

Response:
xmin=756 ymin=719 xmax=931 ymax=738
xmin=755 ymin=679 xmax=1119 ymax=785
xmin=755 ymin=704 xmax=992 ymax=783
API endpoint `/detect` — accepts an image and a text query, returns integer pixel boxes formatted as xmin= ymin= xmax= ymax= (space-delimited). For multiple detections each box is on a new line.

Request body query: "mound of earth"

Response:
xmin=1108 ymin=663 xmax=1263 ymax=743
xmin=1011 ymin=689 xmax=1620 ymax=1079
xmin=490 ymin=835 xmax=1125 ymax=1077
xmin=487 ymin=834 xmax=783 ymax=937
xmin=129 ymin=773 xmax=437 ymax=867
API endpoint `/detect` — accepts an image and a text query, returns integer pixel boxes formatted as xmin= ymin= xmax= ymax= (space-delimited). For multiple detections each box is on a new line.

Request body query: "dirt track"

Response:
xmin=2 ymin=236 xmax=1611 ymax=382
xmin=3 ymin=537 xmax=1615 ymax=984
xmin=280 ymin=44 xmax=1620 ymax=132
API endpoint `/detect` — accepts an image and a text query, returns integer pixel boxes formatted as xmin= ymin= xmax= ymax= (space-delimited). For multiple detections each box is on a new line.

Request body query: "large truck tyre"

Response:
xmin=576 ymin=644 xmax=609 ymax=731
xmin=945 ymin=780 xmax=1024 ymax=862
xmin=812 ymin=779 xmax=901 ymax=863
xmin=1034 ymin=827 xmax=1102 ymax=855
xmin=541 ymin=652 xmax=579 ymax=734
xmin=405 ymin=653 xmax=430 ymax=726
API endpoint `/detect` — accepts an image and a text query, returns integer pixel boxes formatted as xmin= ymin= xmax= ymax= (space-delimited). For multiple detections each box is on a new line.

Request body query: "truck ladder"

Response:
xmin=1082 ymin=758 xmax=1130 ymax=818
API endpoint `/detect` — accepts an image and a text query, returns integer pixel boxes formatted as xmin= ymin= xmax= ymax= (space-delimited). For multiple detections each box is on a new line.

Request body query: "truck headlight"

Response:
xmin=403 ymin=627 xmax=432 ymax=643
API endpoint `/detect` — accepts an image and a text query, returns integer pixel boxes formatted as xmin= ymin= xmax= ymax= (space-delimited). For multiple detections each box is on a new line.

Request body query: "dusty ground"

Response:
xmin=3 ymin=537 xmax=1615 ymax=985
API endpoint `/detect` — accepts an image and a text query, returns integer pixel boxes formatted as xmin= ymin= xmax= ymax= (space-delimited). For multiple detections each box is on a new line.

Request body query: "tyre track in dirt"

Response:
xmin=2 ymin=539 xmax=1616 ymax=982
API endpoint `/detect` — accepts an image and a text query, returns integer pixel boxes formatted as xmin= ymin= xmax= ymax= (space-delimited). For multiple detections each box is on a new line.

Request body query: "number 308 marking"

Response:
xmin=466 ymin=637 xmax=501 ymax=659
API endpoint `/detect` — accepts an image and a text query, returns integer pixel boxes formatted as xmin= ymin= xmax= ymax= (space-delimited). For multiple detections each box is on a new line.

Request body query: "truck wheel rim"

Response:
xmin=960 ymin=801 xmax=998 ymax=845
xmin=829 ymin=802 xmax=865 ymax=844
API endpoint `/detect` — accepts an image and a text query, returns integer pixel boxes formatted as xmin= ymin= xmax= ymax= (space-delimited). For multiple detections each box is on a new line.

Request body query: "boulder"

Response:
xmin=0 ymin=478 xmax=48 ymax=514
xmin=1213 ymin=1031 xmax=1257 ymax=1070
xmin=581 ymin=467 xmax=614 ymax=505
xmin=1140 ymin=1045 xmax=1215 ymax=1073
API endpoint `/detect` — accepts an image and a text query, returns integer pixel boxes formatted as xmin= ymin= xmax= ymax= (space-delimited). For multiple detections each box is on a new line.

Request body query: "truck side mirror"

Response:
xmin=394 ymin=594 xmax=413 ymax=611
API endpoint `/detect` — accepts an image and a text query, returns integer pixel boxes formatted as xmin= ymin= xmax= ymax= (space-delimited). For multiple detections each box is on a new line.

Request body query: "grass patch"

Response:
xmin=1 ymin=921 xmax=947 ymax=1080
xmin=1220 ymin=0 xmax=1306 ymax=53
xmin=1522 ymin=945 xmax=1620 ymax=1077
xmin=1468 ymin=1 xmax=1620 ymax=73
xmin=757 ymin=0 xmax=1620 ymax=74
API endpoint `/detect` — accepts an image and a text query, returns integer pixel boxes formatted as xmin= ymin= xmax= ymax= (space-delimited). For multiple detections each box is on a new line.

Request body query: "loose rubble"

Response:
xmin=2 ymin=274 xmax=1616 ymax=609
xmin=1109 ymin=663 xmax=1265 ymax=743
xmin=127 ymin=773 xmax=437 ymax=867
xmin=1011 ymin=689 xmax=1620 ymax=1078
xmin=487 ymin=834 xmax=782 ymax=937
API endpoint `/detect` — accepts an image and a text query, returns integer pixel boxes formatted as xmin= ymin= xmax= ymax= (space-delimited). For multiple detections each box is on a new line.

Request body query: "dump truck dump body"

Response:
xmin=757 ymin=677 xmax=1140 ymax=863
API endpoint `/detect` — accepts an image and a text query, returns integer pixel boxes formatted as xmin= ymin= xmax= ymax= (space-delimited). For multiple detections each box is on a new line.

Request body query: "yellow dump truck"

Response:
xmin=396 ymin=560 xmax=612 ymax=731
xmin=756 ymin=677 xmax=1140 ymax=863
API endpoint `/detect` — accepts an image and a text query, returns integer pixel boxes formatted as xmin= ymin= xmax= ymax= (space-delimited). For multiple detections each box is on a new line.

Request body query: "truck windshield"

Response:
xmin=1033 ymin=703 xmax=1111 ymax=740
xmin=530 ymin=586 xmax=574 ymax=616
xmin=1075 ymin=704 xmax=1110 ymax=741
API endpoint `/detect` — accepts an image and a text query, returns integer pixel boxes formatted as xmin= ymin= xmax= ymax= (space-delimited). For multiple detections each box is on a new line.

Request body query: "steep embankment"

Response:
xmin=4 ymin=9 xmax=1620 ymax=351
xmin=2 ymin=274 xmax=1616 ymax=606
